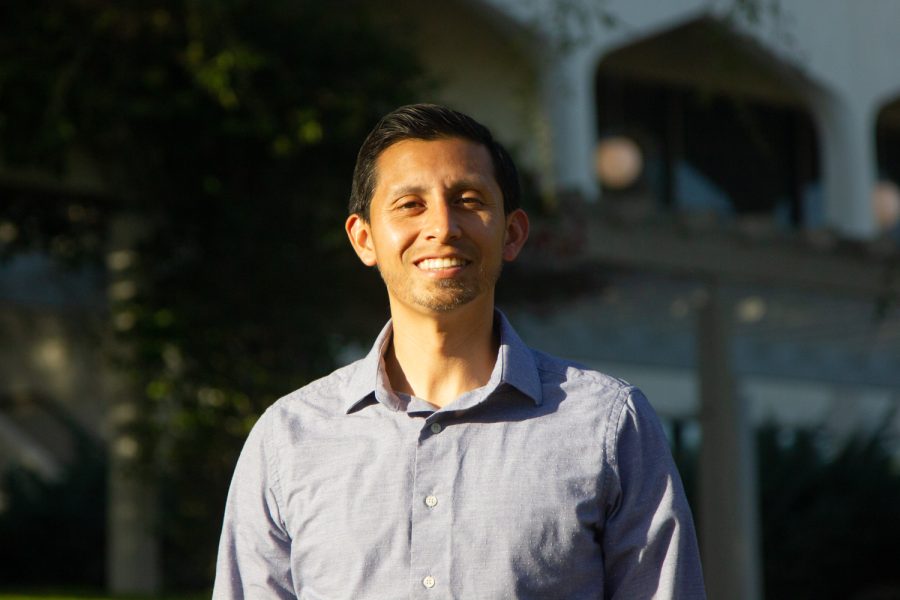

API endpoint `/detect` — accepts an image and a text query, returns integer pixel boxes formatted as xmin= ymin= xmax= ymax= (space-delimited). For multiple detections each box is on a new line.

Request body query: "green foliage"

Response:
xmin=1 ymin=0 xmax=422 ymax=589
xmin=674 ymin=421 xmax=900 ymax=599
xmin=758 ymin=422 xmax=900 ymax=600
xmin=0 ymin=186 xmax=109 ymax=266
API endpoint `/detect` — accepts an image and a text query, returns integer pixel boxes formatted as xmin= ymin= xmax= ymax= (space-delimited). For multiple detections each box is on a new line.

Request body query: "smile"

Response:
xmin=416 ymin=257 xmax=470 ymax=271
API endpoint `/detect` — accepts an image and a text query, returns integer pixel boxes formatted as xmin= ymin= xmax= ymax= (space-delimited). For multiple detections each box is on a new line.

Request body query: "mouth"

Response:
xmin=415 ymin=256 xmax=470 ymax=271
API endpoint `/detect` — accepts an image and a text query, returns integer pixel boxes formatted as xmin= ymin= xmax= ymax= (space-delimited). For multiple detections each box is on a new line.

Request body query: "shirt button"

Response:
xmin=430 ymin=423 xmax=442 ymax=434
xmin=424 ymin=495 xmax=438 ymax=508
xmin=423 ymin=575 xmax=436 ymax=589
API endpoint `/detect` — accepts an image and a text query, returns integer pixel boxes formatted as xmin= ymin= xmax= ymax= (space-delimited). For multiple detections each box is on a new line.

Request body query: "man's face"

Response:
xmin=346 ymin=137 xmax=528 ymax=316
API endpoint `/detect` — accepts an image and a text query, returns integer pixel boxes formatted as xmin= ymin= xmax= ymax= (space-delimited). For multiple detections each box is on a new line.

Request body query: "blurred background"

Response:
xmin=1 ymin=0 xmax=899 ymax=598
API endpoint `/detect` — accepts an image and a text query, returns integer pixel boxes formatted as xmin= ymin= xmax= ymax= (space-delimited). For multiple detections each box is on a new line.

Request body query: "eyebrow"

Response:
xmin=387 ymin=184 xmax=427 ymax=200
xmin=386 ymin=178 xmax=492 ymax=201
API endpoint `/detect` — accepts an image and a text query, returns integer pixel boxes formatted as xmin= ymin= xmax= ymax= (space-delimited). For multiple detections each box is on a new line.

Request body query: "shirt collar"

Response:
xmin=342 ymin=309 xmax=543 ymax=414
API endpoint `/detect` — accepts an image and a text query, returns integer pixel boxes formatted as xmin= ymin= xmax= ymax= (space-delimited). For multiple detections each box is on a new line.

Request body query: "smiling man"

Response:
xmin=214 ymin=104 xmax=705 ymax=599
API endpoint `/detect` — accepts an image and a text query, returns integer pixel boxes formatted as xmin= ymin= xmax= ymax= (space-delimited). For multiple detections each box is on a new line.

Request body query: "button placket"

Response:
xmin=409 ymin=419 xmax=452 ymax=598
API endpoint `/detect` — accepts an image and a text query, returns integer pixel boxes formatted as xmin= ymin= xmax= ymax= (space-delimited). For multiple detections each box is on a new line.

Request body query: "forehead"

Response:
xmin=373 ymin=137 xmax=498 ymax=194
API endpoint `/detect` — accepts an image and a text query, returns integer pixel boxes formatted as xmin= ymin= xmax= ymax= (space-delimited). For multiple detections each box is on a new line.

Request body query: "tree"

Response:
xmin=676 ymin=422 xmax=900 ymax=599
xmin=1 ymin=0 xmax=423 ymax=588
xmin=757 ymin=422 xmax=900 ymax=600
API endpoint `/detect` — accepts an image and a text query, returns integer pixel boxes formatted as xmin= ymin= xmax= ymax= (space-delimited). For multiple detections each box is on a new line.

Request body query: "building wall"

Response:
xmin=432 ymin=0 xmax=900 ymax=237
xmin=377 ymin=0 xmax=543 ymax=176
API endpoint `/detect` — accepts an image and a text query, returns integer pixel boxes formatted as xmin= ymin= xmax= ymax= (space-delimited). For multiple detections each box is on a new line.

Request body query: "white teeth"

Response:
xmin=418 ymin=257 xmax=467 ymax=270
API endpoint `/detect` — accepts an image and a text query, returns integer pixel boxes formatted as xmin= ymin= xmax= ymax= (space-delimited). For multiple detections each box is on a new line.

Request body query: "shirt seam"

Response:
xmin=262 ymin=408 xmax=288 ymax=534
xmin=601 ymin=385 xmax=632 ymax=512
xmin=535 ymin=362 xmax=628 ymax=390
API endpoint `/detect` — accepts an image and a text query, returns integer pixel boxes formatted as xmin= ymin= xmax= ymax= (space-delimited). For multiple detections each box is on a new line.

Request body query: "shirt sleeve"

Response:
xmin=601 ymin=387 xmax=706 ymax=599
xmin=213 ymin=409 xmax=295 ymax=599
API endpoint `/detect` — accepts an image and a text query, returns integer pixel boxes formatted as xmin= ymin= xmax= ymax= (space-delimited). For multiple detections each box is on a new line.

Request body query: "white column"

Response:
xmin=105 ymin=213 xmax=160 ymax=595
xmin=697 ymin=283 xmax=762 ymax=600
xmin=811 ymin=93 xmax=878 ymax=239
xmin=536 ymin=47 xmax=600 ymax=205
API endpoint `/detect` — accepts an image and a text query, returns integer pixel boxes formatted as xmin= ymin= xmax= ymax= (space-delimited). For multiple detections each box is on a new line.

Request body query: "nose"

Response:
xmin=424 ymin=201 xmax=461 ymax=241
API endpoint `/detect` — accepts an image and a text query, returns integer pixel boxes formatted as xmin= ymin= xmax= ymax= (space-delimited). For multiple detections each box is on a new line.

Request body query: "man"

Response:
xmin=214 ymin=104 xmax=705 ymax=599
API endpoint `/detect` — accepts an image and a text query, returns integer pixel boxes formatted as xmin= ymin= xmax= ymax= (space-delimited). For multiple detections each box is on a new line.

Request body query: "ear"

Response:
xmin=502 ymin=208 xmax=530 ymax=262
xmin=345 ymin=213 xmax=378 ymax=267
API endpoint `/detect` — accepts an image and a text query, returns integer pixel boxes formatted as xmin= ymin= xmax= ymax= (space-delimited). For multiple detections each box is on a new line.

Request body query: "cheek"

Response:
xmin=385 ymin=227 xmax=410 ymax=246
xmin=468 ymin=213 xmax=501 ymax=237
xmin=481 ymin=217 xmax=508 ymax=249
xmin=374 ymin=222 xmax=416 ymax=258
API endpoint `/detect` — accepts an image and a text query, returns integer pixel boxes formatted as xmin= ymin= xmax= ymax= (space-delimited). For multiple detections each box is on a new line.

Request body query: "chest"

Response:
xmin=276 ymin=408 xmax=607 ymax=599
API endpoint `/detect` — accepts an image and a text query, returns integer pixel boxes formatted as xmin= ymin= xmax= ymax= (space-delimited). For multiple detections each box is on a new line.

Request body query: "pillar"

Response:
xmin=697 ymin=283 xmax=762 ymax=600
xmin=105 ymin=213 xmax=161 ymax=594
xmin=811 ymin=93 xmax=878 ymax=239
xmin=536 ymin=46 xmax=600 ymax=205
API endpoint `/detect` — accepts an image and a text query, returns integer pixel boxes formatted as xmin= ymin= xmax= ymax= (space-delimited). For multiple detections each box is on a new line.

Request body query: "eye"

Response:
xmin=396 ymin=198 xmax=424 ymax=210
xmin=458 ymin=196 xmax=484 ymax=207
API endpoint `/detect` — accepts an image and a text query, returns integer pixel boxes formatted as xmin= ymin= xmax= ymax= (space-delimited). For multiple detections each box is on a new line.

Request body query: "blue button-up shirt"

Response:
xmin=214 ymin=311 xmax=705 ymax=599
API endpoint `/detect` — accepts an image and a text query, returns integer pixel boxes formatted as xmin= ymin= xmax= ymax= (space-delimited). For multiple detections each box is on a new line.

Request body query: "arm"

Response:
xmin=602 ymin=388 xmax=706 ymax=599
xmin=213 ymin=409 xmax=295 ymax=599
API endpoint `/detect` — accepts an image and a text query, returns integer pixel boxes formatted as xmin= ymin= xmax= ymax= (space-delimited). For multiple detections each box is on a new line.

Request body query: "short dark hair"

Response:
xmin=349 ymin=103 xmax=521 ymax=220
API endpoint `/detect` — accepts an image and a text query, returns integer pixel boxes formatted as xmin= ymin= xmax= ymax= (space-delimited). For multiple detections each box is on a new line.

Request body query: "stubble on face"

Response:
xmin=377 ymin=259 xmax=502 ymax=313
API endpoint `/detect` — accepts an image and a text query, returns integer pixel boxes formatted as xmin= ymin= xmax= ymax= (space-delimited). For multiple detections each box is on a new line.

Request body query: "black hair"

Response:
xmin=349 ymin=103 xmax=521 ymax=220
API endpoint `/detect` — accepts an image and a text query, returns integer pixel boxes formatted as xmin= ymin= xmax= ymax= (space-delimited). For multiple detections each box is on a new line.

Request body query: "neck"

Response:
xmin=385 ymin=297 xmax=498 ymax=408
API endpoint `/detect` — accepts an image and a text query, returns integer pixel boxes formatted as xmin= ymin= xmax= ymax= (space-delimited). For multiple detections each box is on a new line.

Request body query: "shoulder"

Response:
xmin=256 ymin=358 xmax=366 ymax=429
xmin=526 ymin=348 xmax=664 ymax=440
xmin=530 ymin=347 xmax=637 ymax=407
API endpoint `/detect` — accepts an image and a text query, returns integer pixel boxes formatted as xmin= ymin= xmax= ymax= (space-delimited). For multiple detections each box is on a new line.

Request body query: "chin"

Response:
xmin=413 ymin=287 xmax=480 ymax=313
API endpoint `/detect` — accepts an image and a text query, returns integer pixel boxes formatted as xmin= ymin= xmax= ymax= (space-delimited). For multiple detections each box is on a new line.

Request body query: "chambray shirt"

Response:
xmin=214 ymin=312 xmax=705 ymax=599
